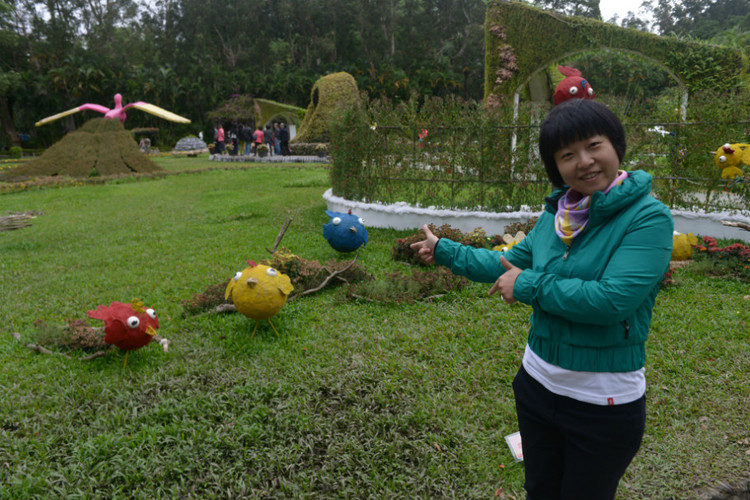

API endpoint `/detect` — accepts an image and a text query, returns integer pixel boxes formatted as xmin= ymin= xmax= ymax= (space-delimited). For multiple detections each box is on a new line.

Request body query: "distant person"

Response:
xmin=278 ymin=123 xmax=290 ymax=156
xmin=273 ymin=123 xmax=281 ymax=155
xmin=253 ymin=126 xmax=264 ymax=156
xmin=241 ymin=123 xmax=254 ymax=155
xmin=215 ymin=124 xmax=225 ymax=154
xmin=264 ymin=124 xmax=274 ymax=157
xmin=228 ymin=123 xmax=239 ymax=155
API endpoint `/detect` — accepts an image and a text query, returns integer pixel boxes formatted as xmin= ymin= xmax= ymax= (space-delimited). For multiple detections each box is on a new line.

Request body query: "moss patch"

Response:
xmin=4 ymin=118 xmax=161 ymax=179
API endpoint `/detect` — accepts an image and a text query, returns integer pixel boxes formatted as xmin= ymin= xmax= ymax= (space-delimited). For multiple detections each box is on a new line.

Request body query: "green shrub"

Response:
xmin=33 ymin=319 xmax=108 ymax=351
xmin=288 ymin=142 xmax=329 ymax=156
xmin=10 ymin=146 xmax=22 ymax=159
xmin=392 ymin=223 xmax=503 ymax=266
xmin=347 ymin=267 xmax=468 ymax=304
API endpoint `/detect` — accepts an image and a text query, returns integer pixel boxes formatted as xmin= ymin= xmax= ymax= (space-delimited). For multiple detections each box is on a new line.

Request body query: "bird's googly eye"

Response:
xmin=146 ymin=308 xmax=156 ymax=319
xmin=358 ymin=217 xmax=365 ymax=225
xmin=332 ymin=217 xmax=341 ymax=225
xmin=126 ymin=316 xmax=140 ymax=329
xmin=719 ymin=155 xmax=727 ymax=163
xmin=587 ymin=87 xmax=594 ymax=96
xmin=233 ymin=271 xmax=243 ymax=280
xmin=266 ymin=267 xmax=278 ymax=277
xmin=723 ymin=143 xmax=731 ymax=149
xmin=569 ymin=86 xmax=578 ymax=95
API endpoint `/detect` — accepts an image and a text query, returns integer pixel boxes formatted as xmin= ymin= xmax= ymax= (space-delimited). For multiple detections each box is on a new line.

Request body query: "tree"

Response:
xmin=642 ymin=0 xmax=750 ymax=38
xmin=1 ymin=1 xmax=25 ymax=147
xmin=530 ymin=0 xmax=602 ymax=19
xmin=2 ymin=0 xmax=492 ymax=148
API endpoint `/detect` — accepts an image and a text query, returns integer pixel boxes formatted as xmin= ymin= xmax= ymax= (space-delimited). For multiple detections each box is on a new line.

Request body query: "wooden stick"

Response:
xmin=214 ymin=303 xmax=237 ymax=314
xmin=154 ymin=335 xmax=170 ymax=353
xmin=348 ymin=293 xmax=374 ymax=302
xmin=721 ymin=220 xmax=750 ymax=232
xmin=0 ymin=211 xmax=43 ymax=231
xmin=290 ymin=251 xmax=359 ymax=301
xmin=25 ymin=343 xmax=71 ymax=358
xmin=82 ymin=351 xmax=109 ymax=361
xmin=266 ymin=217 xmax=293 ymax=254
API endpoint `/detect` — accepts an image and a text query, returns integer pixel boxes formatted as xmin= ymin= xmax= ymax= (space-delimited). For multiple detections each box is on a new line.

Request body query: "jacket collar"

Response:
xmin=544 ymin=170 xmax=653 ymax=227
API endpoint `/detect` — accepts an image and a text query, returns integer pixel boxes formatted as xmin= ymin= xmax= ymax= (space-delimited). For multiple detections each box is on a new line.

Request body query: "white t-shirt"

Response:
xmin=522 ymin=344 xmax=645 ymax=406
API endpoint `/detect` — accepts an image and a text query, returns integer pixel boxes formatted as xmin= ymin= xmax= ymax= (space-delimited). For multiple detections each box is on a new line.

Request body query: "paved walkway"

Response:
xmin=209 ymin=154 xmax=329 ymax=164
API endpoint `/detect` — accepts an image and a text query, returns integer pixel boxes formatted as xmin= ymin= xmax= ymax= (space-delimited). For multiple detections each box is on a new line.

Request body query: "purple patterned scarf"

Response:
xmin=555 ymin=170 xmax=628 ymax=245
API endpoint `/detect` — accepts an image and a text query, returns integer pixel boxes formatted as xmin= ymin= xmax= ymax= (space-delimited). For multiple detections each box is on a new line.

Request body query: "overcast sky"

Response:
xmin=599 ymin=0 xmax=652 ymax=23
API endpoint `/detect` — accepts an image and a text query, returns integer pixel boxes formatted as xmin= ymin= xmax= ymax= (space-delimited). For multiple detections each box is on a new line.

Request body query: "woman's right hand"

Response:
xmin=409 ymin=225 xmax=439 ymax=264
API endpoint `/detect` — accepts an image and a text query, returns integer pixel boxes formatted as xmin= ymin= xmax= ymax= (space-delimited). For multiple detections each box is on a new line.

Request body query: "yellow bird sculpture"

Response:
xmin=671 ymin=231 xmax=698 ymax=261
xmin=225 ymin=261 xmax=294 ymax=338
xmin=493 ymin=231 xmax=526 ymax=252
xmin=714 ymin=143 xmax=750 ymax=179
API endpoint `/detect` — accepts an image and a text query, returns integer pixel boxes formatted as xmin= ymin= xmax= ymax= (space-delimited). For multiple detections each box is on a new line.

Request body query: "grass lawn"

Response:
xmin=1 ymin=157 xmax=748 ymax=499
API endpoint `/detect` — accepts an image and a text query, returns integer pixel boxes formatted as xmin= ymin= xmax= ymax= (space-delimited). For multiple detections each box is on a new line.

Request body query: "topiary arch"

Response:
xmin=292 ymin=72 xmax=360 ymax=143
xmin=484 ymin=0 xmax=746 ymax=116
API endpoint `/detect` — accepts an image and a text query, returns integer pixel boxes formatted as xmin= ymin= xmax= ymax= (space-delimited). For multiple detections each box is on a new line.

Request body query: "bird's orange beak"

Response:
xmin=146 ymin=326 xmax=157 ymax=337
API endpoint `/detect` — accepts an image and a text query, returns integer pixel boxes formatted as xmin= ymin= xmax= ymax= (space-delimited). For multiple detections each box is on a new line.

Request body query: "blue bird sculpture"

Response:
xmin=323 ymin=210 xmax=368 ymax=253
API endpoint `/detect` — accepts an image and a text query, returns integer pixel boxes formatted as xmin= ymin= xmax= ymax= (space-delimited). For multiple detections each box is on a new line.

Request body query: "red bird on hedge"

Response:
xmin=553 ymin=66 xmax=596 ymax=105
xmin=86 ymin=299 xmax=159 ymax=367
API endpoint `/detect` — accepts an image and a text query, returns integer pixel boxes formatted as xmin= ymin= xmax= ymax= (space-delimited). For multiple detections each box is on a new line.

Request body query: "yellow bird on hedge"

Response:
xmin=714 ymin=143 xmax=750 ymax=179
xmin=225 ymin=261 xmax=294 ymax=338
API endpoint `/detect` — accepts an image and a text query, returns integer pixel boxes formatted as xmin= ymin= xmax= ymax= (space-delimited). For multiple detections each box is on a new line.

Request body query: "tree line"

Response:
xmin=1 ymin=0 xmax=747 ymax=148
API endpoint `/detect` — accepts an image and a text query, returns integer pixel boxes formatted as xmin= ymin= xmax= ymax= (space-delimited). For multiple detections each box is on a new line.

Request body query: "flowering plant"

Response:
xmin=418 ymin=129 xmax=429 ymax=148
xmin=693 ymin=235 xmax=750 ymax=281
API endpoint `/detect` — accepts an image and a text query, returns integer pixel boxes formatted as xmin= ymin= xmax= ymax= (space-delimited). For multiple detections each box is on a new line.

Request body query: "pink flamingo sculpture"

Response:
xmin=35 ymin=93 xmax=190 ymax=126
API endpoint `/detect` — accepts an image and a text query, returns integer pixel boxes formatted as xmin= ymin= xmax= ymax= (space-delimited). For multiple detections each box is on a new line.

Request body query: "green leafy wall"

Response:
xmin=484 ymin=0 xmax=746 ymax=105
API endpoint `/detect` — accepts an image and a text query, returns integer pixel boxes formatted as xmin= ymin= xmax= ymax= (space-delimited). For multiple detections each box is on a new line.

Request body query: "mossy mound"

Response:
xmin=4 ymin=118 xmax=162 ymax=179
xmin=292 ymin=72 xmax=359 ymax=143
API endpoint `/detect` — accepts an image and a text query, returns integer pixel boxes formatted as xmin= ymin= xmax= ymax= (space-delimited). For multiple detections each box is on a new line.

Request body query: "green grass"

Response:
xmin=1 ymin=159 xmax=748 ymax=499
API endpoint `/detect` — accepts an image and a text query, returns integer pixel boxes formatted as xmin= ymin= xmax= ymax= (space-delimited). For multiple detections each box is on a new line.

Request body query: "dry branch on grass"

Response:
xmin=289 ymin=251 xmax=359 ymax=301
xmin=266 ymin=217 xmax=293 ymax=254
xmin=0 ymin=211 xmax=43 ymax=231
xmin=26 ymin=343 xmax=72 ymax=357
xmin=11 ymin=329 xmax=169 ymax=361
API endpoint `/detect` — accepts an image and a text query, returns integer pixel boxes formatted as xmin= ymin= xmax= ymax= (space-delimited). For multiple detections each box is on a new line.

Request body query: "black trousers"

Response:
xmin=512 ymin=365 xmax=645 ymax=500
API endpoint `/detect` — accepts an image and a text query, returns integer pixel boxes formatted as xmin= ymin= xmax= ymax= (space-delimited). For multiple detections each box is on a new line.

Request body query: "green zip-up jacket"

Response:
xmin=434 ymin=170 xmax=673 ymax=372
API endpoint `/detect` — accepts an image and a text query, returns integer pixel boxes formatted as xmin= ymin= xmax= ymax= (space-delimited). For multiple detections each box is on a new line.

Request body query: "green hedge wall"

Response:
xmin=484 ymin=0 xmax=746 ymax=104
xmin=329 ymin=93 xmax=750 ymax=214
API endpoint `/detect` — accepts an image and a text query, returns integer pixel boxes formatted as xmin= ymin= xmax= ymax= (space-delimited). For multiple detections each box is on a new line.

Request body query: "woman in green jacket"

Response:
xmin=411 ymin=99 xmax=673 ymax=500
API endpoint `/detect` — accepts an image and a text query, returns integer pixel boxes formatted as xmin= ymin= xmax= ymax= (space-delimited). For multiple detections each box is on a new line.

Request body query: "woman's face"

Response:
xmin=554 ymin=134 xmax=621 ymax=196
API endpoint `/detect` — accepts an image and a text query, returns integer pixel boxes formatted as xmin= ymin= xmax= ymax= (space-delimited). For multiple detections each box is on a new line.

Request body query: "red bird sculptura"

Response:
xmin=86 ymin=299 xmax=160 ymax=367
xmin=553 ymin=66 xmax=596 ymax=105
xmin=35 ymin=93 xmax=190 ymax=127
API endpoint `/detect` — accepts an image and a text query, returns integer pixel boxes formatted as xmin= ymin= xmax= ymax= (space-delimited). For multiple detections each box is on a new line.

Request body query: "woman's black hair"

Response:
xmin=538 ymin=99 xmax=627 ymax=188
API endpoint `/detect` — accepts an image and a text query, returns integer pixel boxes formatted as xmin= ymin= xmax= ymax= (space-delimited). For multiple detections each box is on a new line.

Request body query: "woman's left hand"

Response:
xmin=489 ymin=255 xmax=521 ymax=304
